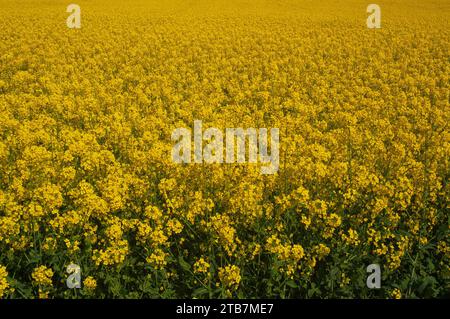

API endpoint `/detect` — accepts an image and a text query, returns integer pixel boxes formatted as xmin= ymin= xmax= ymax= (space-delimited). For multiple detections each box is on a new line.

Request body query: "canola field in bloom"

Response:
xmin=0 ymin=0 xmax=449 ymax=299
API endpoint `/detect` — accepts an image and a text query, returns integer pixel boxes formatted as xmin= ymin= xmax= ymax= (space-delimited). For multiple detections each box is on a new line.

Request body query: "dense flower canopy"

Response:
xmin=0 ymin=0 xmax=448 ymax=298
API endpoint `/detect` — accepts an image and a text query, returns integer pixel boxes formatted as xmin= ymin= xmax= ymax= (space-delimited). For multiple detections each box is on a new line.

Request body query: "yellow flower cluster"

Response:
xmin=83 ymin=276 xmax=97 ymax=290
xmin=266 ymin=234 xmax=306 ymax=277
xmin=342 ymin=229 xmax=360 ymax=246
xmin=391 ymin=288 xmax=402 ymax=299
xmin=146 ymin=248 xmax=168 ymax=270
xmin=194 ymin=258 xmax=211 ymax=274
xmin=0 ymin=0 xmax=448 ymax=298
xmin=0 ymin=265 xmax=13 ymax=298
xmin=32 ymin=266 xmax=53 ymax=287
xmin=218 ymin=265 xmax=241 ymax=291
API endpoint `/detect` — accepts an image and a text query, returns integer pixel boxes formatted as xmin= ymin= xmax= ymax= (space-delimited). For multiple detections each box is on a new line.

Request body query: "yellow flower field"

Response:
xmin=0 ymin=0 xmax=449 ymax=298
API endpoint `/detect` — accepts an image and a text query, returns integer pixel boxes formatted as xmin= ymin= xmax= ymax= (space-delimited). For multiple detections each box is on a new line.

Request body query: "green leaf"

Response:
xmin=286 ymin=280 xmax=298 ymax=288
xmin=192 ymin=287 xmax=208 ymax=297
xmin=178 ymin=256 xmax=191 ymax=272
xmin=418 ymin=276 xmax=437 ymax=294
